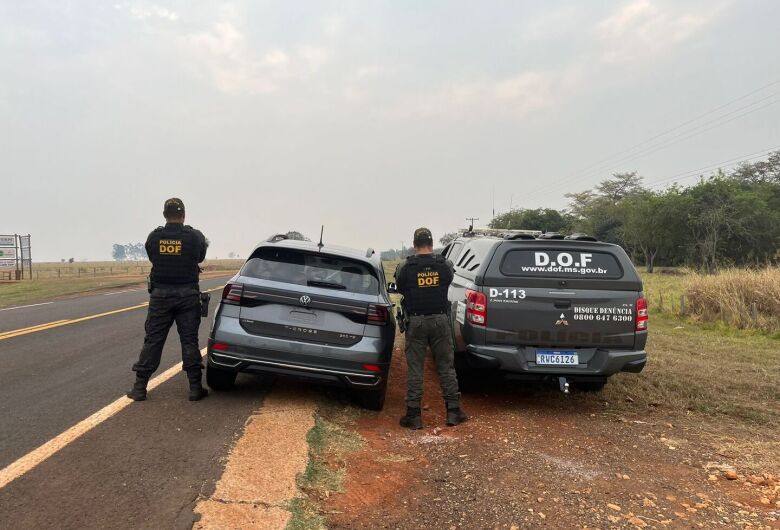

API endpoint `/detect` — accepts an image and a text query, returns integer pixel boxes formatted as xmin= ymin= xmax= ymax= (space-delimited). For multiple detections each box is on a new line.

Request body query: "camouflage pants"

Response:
xmin=404 ymin=313 xmax=461 ymax=408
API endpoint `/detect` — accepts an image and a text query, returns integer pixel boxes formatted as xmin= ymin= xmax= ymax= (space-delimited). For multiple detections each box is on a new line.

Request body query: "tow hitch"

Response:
xmin=558 ymin=376 xmax=570 ymax=394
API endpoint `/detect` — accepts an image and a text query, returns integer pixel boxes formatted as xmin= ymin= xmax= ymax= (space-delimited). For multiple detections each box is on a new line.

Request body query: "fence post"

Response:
xmin=659 ymin=292 xmax=664 ymax=312
xmin=680 ymin=294 xmax=686 ymax=316
xmin=78 ymin=269 xmax=81 ymax=278
xmin=58 ymin=269 xmax=61 ymax=278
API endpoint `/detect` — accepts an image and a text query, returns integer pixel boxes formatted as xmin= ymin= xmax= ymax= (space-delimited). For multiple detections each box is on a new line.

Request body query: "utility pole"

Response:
xmin=466 ymin=217 xmax=479 ymax=231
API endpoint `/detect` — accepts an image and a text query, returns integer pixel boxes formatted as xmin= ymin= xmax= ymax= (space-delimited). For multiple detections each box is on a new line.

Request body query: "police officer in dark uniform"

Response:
xmin=127 ymin=198 xmax=209 ymax=402
xmin=394 ymin=227 xmax=468 ymax=429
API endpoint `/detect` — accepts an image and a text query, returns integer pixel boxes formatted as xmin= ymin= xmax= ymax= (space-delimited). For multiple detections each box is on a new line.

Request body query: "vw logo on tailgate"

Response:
xmin=299 ymin=295 xmax=312 ymax=307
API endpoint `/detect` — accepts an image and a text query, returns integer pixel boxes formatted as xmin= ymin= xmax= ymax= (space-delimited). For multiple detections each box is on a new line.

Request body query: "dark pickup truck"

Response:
xmin=442 ymin=231 xmax=648 ymax=392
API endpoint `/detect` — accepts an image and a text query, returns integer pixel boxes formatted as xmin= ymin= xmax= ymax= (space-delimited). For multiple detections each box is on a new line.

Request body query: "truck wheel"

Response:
xmin=355 ymin=384 xmax=387 ymax=411
xmin=207 ymin=365 xmax=237 ymax=391
xmin=455 ymin=354 xmax=479 ymax=392
xmin=574 ymin=381 xmax=606 ymax=392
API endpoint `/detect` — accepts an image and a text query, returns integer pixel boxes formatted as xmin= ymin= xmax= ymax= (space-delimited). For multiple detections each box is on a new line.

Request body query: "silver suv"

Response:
xmin=206 ymin=236 xmax=396 ymax=409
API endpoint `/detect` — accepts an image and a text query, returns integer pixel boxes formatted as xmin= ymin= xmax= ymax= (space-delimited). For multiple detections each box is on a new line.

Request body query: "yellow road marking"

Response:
xmin=0 ymin=304 xmax=149 ymax=341
xmin=0 ymin=284 xmax=225 ymax=342
xmin=0 ymin=320 xmax=69 ymax=339
xmin=0 ymin=348 xmax=207 ymax=490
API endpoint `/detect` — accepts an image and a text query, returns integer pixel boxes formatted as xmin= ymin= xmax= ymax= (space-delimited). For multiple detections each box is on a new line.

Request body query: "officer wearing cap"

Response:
xmin=127 ymin=198 xmax=209 ymax=401
xmin=394 ymin=227 xmax=468 ymax=429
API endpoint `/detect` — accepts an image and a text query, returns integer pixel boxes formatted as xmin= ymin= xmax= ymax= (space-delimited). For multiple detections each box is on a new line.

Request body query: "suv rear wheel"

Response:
xmin=355 ymin=384 xmax=387 ymax=411
xmin=207 ymin=364 xmax=237 ymax=391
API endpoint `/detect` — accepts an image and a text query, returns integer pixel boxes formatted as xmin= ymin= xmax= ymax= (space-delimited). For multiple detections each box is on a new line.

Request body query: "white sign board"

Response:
xmin=0 ymin=259 xmax=16 ymax=268
xmin=0 ymin=247 xmax=16 ymax=259
xmin=0 ymin=235 xmax=15 ymax=246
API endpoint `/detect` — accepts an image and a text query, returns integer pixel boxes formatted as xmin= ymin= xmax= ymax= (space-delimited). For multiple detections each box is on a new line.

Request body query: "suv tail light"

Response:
xmin=367 ymin=303 xmax=389 ymax=325
xmin=465 ymin=289 xmax=487 ymax=326
xmin=636 ymin=297 xmax=648 ymax=331
xmin=222 ymin=283 xmax=243 ymax=304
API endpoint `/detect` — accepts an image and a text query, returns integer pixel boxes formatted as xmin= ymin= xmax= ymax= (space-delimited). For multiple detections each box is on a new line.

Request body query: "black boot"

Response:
xmin=446 ymin=405 xmax=468 ymax=426
xmin=399 ymin=407 xmax=422 ymax=430
xmin=126 ymin=378 xmax=148 ymax=401
xmin=188 ymin=378 xmax=209 ymax=401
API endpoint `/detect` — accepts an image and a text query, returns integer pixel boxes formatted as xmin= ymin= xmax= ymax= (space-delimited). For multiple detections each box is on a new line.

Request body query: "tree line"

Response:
xmin=488 ymin=151 xmax=780 ymax=272
xmin=112 ymin=243 xmax=148 ymax=261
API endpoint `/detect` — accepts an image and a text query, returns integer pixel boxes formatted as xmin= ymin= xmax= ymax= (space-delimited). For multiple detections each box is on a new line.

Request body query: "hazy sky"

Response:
xmin=2 ymin=1 xmax=779 ymax=261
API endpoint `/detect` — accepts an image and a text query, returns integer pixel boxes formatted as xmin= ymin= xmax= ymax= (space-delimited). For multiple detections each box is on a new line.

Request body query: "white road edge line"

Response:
xmin=0 ymin=347 xmax=207 ymax=490
xmin=0 ymin=302 xmax=54 ymax=312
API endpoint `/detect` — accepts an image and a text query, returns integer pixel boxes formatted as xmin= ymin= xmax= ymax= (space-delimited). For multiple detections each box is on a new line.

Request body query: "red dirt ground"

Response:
xmin=321 ymin=338 xmax=779 ymax=529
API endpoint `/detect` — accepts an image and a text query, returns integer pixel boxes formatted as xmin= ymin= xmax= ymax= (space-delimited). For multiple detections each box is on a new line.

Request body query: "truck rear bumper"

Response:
xmin=463 ymin=344 xmax=646 ymax=376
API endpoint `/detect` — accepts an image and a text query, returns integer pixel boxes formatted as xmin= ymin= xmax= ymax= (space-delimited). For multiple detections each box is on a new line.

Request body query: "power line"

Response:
xmin=646 ymin=145 xmax=780 ymax=189
xmin=527 ymin=96 xmax=780 ymax=203
xmin=520 ymin=77 xmax=780 ymax=204
xmin=571 ymin=91 xmax=780 ymax=182
xmin=562 ymin=78 xmax=780 ymax=178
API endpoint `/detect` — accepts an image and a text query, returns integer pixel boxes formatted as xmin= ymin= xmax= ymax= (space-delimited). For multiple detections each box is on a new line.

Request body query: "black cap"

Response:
xmin=163 ymin=198 xmax=185 ymax=217
xmin=413 ymin=227 xmax=433 ymax=247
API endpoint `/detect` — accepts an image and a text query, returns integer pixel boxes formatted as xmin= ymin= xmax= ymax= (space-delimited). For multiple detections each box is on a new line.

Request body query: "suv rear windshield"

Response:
xmin=241 ymin=247 xmax=379 ymax=294
xmin=500 ymin=249 xmax=623 ymax=279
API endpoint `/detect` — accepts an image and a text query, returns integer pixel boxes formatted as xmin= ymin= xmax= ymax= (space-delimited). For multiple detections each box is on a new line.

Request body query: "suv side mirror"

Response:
xmin=387 ymin=282 xmax=398 ymax=293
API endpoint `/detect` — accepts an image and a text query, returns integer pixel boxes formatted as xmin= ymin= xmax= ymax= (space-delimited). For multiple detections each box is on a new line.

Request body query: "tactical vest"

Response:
xmin=400 ymin=254 xmax=452 ymax=315
xmin=148 ymin=224 xmax=204 ymax=286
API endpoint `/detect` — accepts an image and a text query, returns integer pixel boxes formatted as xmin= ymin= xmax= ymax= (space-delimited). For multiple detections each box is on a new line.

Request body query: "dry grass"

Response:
xmin=640 ymin=267 xmax=691 ymax=316
xmin=26 ymin=259 xmax=243 ymax=280
xmin=597 ymin=314 xmax=780 ymax=427
xmin=0 ymin=259 xmax=242 ymax=308
xmin=584 ymin=313 xmax=780 ymax=472
xmin=684 ymin=268 xmax=780 ymax=332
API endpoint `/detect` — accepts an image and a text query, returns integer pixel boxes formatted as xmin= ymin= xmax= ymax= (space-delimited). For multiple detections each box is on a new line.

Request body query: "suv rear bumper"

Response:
xmin=463 ymin=344 xmax=646 ymax=376
xmin=208 ymin=347 xmax=386 ymax=389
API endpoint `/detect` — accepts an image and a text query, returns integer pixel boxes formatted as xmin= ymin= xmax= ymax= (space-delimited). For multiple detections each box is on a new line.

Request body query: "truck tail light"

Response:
xmin=222 ymin=283 xmax=243 ymax=304
xmin=465 ymin=289 xmax=487 ymax=327
xmin=367 ymin=303 xmax=389 ymax=325
xmin=636 ymin=297 xmax=648 ymax=331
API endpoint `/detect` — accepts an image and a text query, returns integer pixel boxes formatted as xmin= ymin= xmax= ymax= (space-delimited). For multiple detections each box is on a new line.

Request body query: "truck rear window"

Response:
xmin=500 ymin=249 xmax=623 ymax=279
xmin=241 ymin=247 xmax=379 ymax=294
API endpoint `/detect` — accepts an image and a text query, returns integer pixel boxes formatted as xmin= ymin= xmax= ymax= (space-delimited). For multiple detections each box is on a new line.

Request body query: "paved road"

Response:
xmin=0 ymin=276 xmax=272 ymax=529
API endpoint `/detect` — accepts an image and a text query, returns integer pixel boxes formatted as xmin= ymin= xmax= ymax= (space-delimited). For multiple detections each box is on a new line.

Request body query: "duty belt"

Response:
xmin=153 ymin=282 xmax=199 ymax=290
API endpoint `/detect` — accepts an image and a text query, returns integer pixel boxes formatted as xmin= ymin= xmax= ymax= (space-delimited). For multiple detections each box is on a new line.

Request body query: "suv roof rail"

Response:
xmin=564 ymin=233 xmax=598 ymax=241
xmin=459 ymin=228 xmax=542 ymax=239
xmin=537 ymin=232 xmax=565 ymax=240
xmin=267 ymin=234 xmax=289 ymax=243
xmin=504 ymin=233 xmax=536 ymax=240
xmin=365 ymin=247 xmax=375 ymax=257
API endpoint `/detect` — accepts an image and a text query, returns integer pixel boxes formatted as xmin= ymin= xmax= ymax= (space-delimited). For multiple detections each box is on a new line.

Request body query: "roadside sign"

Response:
xmin=0 ymin=235 xmax=15 ymax=246
xmin=0 ymin=259 xmax=16 ymax=268
xmin=0 ymin=247 xmax=16 ymax=259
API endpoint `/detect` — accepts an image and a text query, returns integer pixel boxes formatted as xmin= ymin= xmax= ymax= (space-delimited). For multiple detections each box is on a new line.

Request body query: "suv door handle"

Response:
xmin=554 ymin=300 xmax=571 ymax=309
